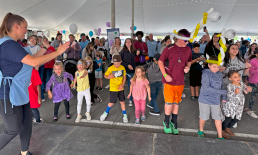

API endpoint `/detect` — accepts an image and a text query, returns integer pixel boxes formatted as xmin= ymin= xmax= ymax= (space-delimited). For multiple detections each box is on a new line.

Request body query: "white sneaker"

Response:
xmin=75 ymin=115 xmax=82 ymax=123
xmin=42 ymin=99 xmax=45 ymax=102
xmin=181 ymin=93 xmax=186 ymax=98
xmin=33 ymin=118 xmax=36 ymax=123
xmin=247 ymin=110 xmax=258 ymax=118
xmin=129 ymin=100 xmax=133 ymax=107
xmin=233 ymin=122 xmax=237 ymax=128
xmin=100 ymin=112 xmax=108 ymax=121
xmin=105 ymin=84 xmax=110 ymax=89
xmin=86 ymin=112 xmax=91 ymax=121
xmin=33 ymin=117 xmax=44 ymax=123
xmin=123 ymin=114 xmax=128 ymax=123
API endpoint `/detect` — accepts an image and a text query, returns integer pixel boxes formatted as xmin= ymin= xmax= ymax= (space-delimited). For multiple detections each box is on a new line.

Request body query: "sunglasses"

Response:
xmin=184 ymin=40 xmax=189 ymax=43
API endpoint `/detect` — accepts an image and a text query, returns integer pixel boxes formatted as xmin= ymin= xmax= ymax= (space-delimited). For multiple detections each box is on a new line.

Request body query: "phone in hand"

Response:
xmin=203 ymin=26 xmax=206 ymax=32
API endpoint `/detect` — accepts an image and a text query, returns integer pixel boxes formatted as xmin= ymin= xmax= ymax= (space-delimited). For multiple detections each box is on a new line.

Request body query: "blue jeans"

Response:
xmin=127 ymin=73 xmax=134 ymax=101
xmin=150 ymin=81 xmax=162 ymax=112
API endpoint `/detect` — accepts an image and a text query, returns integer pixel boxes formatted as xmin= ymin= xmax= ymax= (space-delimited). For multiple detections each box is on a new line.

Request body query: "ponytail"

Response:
xmin=0 ymin=12 xmax=25 ymax=38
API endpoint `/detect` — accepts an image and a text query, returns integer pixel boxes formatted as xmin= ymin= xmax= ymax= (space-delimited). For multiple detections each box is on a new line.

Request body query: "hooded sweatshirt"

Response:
xmin=199 ymin=69 xmax=227 ymax=105
xmin=145 ymin=62 xmax=162 ymax=84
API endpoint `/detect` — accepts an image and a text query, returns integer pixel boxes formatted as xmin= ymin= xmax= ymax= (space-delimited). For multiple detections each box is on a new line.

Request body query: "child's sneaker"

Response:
xmin=86 ymin=112 xmax=91 ymax=121
xmin=66 ymin=114 xmax=71 ymax=119
xmin=105 ymin=84 xmax=110 ymax=89
xmin=96 ymin=86 xmax=99 ymax=90
xmin=197 ymin=131 xmax=204 ymax=138
xmin=96 ymin=94 xmax=102 ymax=102
xmin=233 ymin=122 xmax=237 ymax=128
xmin=170 ymin=122 xmax=179 ymax=135
xmin=53 ymin=116 xmax=58 ymax=122
xmin=141 ymin=115 xmax=146 ymax=121
xmin=98 ymin=87 xmax=103 ymax=91
xmin=181 ymin=93 xmax=186 ymax=98
xmin=163 ymin=121 xmax=172 ymax=134
xmin=129 ymin=100 xmax=133 ymax=107
xmin=42 ymin=99 xmax=45 ymax=102
xmin=100 ymin=112 xmax=108 ymax=121
xmin=190 ymin=96 xmax=196 ymax=101
xmin=147 ymin=104 xmax=153 ymax=109
xmin=247 ymin=110 xmax=258 ymax=118
xmin=217 ymin=137 xmax=225 ymax=140
xmin=75 ymin=115 xmax=82 ymax=123
xmin=135 ymin=118 xmax=140 ymax=125
xmin=123 ymin=114 xmax=128 ymax=123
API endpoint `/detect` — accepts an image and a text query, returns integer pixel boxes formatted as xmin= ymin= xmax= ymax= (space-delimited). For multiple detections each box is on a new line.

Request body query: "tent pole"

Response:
xmin=111 ymin=0 xmax=115 ymax=29
xmin=131 ymin=0 xmax=134 ymax=38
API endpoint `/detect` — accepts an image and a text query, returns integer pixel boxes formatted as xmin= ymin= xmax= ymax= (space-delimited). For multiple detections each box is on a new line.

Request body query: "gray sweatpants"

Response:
xmin=0 ymin=99 xmax=32 ymax=151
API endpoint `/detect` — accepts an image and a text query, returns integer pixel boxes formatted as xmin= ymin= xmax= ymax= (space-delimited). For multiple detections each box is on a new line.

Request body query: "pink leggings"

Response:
xmin=134 ymin=99 xmax=146 ymax=119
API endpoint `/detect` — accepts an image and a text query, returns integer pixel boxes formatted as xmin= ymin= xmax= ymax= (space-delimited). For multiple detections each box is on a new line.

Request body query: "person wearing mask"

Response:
xmin=65 ymin=34 xmax=81 ymax=61
xmin=79 ymin=33 xmax=90 ymax=58
xmin=51 ymin=33 xmax=63 ymax=60
xmin=82 ymin=42 xmax=97 ymax=60
xmin=160 ymin=36 xmax=172 ymax=54
xmin=120 ymin=38 xmax=140 ymax=106
xmin=204 ymin=33 xmax=220 ymax=59
xmin=134 ymin=31 xmax=148 ymax=66
xmin=146 ymin=33 xmax=157 ymax=62
xmin=199 ymin=29 xmax=211 ymax=54
xmin=0 ymin=12 xmax=69 ymax=155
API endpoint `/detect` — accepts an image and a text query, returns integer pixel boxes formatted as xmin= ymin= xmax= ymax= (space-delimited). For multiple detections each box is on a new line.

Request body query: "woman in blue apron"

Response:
xmin=0 ymin=13 xmax=69 ymax=155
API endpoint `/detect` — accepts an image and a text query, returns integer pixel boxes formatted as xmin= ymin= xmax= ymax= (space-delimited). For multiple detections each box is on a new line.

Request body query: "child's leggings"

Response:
xmin=222 ymin=116 xmax=239 ymax=130
xmin=249 ymin=83 xmax=258 ymax=111
xmin=134 ymin=99 xmax=146 ymax=119
xmin=77 ymin=88 xmax=91 ymax=114
xmin=54 ymin=100 xmax=70 ymax=116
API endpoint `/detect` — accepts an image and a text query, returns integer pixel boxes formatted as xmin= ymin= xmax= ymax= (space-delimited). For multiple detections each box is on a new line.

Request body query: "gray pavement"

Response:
xmin=0 ymin=123 xmax=257 ymax=155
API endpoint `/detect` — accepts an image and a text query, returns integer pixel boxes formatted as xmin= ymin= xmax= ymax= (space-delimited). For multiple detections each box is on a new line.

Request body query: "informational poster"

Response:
xmin=107 ymin=28 xmax=120 ymax=48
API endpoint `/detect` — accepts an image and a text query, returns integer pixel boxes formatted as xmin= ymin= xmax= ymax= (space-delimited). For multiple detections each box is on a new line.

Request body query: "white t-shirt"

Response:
xmin=28 ymin=45 xmax=41 ymax=55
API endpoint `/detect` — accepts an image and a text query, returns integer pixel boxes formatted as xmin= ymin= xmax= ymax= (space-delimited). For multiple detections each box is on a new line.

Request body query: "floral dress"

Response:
xmin=222 ymin=82 xmax=247 ymax=120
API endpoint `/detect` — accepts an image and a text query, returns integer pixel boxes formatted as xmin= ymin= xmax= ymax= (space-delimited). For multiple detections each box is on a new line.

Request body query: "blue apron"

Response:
xmin=0 ymin=36 xmax=33 ymax=113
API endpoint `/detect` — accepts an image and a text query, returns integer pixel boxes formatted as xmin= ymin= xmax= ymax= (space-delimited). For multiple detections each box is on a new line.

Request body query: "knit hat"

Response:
xmin=113 ymin=55 xmax=122 ymax=62
xmin=153 ymin=53 xmax=161 ymax=61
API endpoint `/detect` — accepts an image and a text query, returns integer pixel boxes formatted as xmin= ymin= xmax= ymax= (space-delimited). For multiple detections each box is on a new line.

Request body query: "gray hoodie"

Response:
xmin=145 ymin=62 xmax=162 ymax=84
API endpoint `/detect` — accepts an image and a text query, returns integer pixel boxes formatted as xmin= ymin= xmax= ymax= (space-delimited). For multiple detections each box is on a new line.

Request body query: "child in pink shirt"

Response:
xmin=128 ymin=66 xmax=151 ymax=124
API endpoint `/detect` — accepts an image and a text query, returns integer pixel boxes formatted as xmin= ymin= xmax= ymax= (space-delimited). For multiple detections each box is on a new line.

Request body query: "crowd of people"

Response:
xmin=0 ymin=13 xmax=258 ymax=155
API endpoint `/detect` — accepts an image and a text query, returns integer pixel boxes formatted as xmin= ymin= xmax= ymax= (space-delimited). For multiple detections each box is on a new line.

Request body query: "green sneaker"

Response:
xmin=217 ymin=137 xmax=225 ymax=140
xmin=163 ymin=121 xmax=172 ymax=134
xmin=197 ymin=131 xmax=204 ymax=138
xmin=170 ymin=122 xmax=179 ymax=135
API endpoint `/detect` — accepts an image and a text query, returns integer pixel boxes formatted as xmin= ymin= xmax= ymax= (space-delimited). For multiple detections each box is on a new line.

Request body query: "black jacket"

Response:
xmin=120 ymin=49 xmax=136 ymax=74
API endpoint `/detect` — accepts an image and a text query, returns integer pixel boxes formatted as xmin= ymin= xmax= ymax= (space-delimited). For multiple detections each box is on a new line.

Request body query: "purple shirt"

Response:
xmin=65 ymin=42 xmax=81 ymax=60
xmin=46 ymin=72 xmax=74 ymax=103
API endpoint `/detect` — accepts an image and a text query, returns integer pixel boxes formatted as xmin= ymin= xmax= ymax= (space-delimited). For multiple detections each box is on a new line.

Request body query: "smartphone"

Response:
xmin=203 ymin=26 xmax=206 ymax=32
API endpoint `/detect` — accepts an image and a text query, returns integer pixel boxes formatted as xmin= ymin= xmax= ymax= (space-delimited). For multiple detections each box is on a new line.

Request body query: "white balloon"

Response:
xmin=69 ymin=23 xmax=78 ymax=35
xmin=94 ymin=28 xmax=98 ymax=35
xmin=224 ymin=29 xmax=236 ymax=39
xmin=208 ymin=11 xmax=221 ymax=22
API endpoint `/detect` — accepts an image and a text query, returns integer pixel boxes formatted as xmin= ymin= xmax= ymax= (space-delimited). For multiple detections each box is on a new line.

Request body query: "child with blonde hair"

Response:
xmin=127 ymin=66 xmax=151 ymax=124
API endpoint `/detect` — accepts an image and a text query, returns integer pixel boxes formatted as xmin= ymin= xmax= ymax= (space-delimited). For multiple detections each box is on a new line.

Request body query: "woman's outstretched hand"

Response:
xmin=57 ymin=42 xmax=70 ymax=55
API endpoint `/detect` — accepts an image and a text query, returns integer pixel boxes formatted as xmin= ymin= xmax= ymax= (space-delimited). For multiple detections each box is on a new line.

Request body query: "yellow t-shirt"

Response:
xmin=105 ymin=65 xmax=126 ymax=92
xmin=76 ymin=70 xmax=90 ymax=91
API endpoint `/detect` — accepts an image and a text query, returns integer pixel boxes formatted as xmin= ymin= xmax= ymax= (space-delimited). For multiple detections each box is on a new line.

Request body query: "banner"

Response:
xmin=107 ymin=28 xmax=120 ymax=49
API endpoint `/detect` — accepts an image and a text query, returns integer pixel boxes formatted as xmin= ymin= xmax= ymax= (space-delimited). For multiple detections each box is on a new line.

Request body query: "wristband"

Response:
xmin=164 ymin=74 xmax=168 ymax=77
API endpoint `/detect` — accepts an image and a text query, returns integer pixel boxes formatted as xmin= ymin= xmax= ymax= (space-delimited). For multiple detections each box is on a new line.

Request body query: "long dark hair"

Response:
xmin=246 ymin=43 xmax=257 ymax=56
xmin=205 ymin=33 xmax=220 ymax=50
xmin=123 ymin=38 xmax=135 ymax=53
xmin=223 ymin=44 xmax=244 ymax=67
xmin=0 ymin=13 xmax=25 ymax=38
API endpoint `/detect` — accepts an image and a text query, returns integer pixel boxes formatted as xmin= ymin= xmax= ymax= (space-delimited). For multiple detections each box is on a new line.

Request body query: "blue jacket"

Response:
xmin=199 ymin=69 xmax=227 ymax=105
xmin=240 ymin=45 xmax=247 ymax=57
xmin=147 ymin=40 xmax=157 ymax=57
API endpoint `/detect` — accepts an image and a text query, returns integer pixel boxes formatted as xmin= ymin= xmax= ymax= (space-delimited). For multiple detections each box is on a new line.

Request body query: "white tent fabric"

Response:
xmin=1 ymin=0 xmax=258 ymax=36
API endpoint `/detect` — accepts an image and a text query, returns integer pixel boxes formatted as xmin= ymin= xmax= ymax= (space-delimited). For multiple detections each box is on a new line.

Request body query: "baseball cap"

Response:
xmin=153 ymin=53 xmax=161 ymax=61
xmin=113 ymin=55 xmax=122 ymax=62
xmin=81 ymin=33 xmax=85 ymax=36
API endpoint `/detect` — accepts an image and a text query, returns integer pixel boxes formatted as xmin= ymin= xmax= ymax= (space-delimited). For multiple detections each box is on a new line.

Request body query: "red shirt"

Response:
xmin=159 ymin=44 xmax=192 ymax=86
xmin=29 ymin=69 xmax=42 ymax=108
xmin=133 ymin=41 xmax=148 ymax=62
xmin=44 ymin=46 xmax=56 ymax=68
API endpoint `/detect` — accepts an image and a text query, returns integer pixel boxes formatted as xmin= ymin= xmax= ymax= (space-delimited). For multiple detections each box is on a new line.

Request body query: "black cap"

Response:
xmin=153 ymin=53 xmax=161 ymax=61
xmin=113 ymin=55 xmax=122 ymax=62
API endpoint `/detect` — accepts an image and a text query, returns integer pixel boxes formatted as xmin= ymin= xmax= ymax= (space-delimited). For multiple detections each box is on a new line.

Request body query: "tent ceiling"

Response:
xmin=0 ymin=0 xmax=257 ymax=35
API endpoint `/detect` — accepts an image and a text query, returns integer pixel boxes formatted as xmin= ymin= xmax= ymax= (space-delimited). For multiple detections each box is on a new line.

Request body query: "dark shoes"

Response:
xmin=19 ymin=151 xmax=33 ymax=155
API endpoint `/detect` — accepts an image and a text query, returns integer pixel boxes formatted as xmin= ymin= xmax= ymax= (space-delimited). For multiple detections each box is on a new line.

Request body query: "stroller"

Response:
xmin=63 ymin=59 xmax=77 ymax=77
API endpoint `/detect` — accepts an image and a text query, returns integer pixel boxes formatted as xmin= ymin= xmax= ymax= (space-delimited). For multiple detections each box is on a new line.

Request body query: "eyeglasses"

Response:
xmin=184 ymin=40 xmax=189 ymax=43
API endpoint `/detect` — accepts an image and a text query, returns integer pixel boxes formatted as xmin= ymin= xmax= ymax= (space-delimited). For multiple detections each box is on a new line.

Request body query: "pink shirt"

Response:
xmin=131 ymin=78 xmax=149 ymax=101
xmin=249 ymin=58 xmax=258 ymax=84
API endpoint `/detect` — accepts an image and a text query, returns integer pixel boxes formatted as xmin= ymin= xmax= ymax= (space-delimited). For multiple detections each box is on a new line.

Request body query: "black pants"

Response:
xmin=90 ymin=80 xmax=98 ymax=103
xmin=31 ymin=108 xmax=40 ymax=122
xmin=54 ymin=100 xmax=70 ymax=116
xmin=222 ymin=116 xmax=239 ymax=130
xmin=149 ymin=57 xmax=154 ymax=62
xmin=0 ymin=99 xmax=32 ymax=151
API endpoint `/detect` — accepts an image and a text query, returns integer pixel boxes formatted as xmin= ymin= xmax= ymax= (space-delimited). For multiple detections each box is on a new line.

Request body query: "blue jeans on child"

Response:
xmin=39 ymin=66 xmax=53 ymax=100
xmin=127 ymin=73 xmax=134 ymax=101
xmin=150 ymin=81 xmax=162 ymax=112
